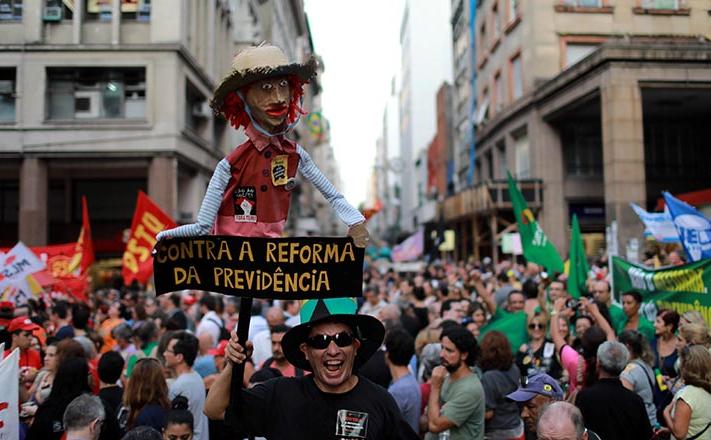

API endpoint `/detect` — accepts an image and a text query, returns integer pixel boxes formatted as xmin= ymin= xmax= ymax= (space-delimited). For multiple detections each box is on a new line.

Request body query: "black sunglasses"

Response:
xmin=528 ymin=323 xmax=545 ymax=330
xmin=305 ymin=331 xmax=355 ymax=349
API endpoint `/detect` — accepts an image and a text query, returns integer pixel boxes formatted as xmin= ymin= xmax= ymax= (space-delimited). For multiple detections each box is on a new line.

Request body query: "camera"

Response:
xmin=566 ymin=299 xmax=581 ymax=309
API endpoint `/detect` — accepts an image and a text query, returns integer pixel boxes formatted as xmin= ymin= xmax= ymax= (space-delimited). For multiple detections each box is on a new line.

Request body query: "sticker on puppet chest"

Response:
xmin=233 ymin=186 xmax=257 ymax=223
xmin=335 ymin=409 xmax=368 ymax=439
xmin=271 ymin=155 xmax=289 ymax=186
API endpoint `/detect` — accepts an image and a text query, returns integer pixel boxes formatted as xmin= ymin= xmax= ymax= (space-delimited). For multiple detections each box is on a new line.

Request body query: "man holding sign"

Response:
xmin=204 ymin=298 xmax=419 ymax=439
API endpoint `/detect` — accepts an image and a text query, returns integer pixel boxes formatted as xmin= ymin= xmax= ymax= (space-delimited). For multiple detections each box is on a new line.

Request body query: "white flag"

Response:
xmin=0 ymin=242 xmax=46 ymax=305
xmin=0 ymin=348 xmax=18 ymax=440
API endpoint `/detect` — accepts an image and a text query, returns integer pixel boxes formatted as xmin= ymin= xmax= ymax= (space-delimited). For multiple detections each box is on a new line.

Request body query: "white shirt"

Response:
xmin=196 ymin=310 xmax=222 ymax=347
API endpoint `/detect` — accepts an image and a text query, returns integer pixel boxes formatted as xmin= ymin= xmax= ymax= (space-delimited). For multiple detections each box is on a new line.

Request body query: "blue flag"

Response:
xmin=662 ymin=192 xmax=711 ymax=262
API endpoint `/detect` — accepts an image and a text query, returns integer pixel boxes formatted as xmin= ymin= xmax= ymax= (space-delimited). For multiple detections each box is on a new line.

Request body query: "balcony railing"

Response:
xmin=443 ymin=178 xmax=544 ymax=221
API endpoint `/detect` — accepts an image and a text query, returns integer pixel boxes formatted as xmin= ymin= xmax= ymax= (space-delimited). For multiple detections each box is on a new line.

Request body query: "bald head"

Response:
xmin=537 ymin=402 xmax=587 ymax=440
xmin=266 ymin=306 xmax=285 ymax=328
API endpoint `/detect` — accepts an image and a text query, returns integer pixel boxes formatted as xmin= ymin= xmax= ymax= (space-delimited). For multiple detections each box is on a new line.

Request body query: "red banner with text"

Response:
xmin=122 ymin=191 xmax=176 ymax=286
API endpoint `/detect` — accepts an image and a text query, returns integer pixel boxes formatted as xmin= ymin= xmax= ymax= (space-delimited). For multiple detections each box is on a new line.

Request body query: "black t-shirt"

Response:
xmin=229 ymin=374 xmax=420 ymax=440
xmin=575 ymin=378 xmax=653 ymax=440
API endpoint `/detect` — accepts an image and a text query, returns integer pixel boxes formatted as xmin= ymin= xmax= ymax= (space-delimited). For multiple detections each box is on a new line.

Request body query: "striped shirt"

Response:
xmin=157 ymin=144 xmax=363 ymax=240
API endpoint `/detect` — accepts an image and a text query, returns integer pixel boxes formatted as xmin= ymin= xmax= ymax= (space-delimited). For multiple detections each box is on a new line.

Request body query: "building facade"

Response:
xmin=398 ymin=0 xmax=453 ymax=233
xmin=0 ymin=0 xmax=329 ymax=254
xmin=445 ymin=0 xmax=711 ymax=261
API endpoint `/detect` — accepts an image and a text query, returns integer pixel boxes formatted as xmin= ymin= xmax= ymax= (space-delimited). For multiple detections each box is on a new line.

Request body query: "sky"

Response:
xmin=303 ymin=0 xmax=404 ymax=206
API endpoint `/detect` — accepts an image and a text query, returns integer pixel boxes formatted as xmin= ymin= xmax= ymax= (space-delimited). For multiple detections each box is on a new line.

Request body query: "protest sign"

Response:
xmin=612 ymin=256 xmax=711 ymax=327
xmin=154 ymin=236 xmax=365 ymax=299
xmin=392 ymin=229 xmax=424 ymax=262
xmin=0 ymin=242 xmax=47 ymax=304
xmin=0 ymin=349 xmax=18 ymax=439
xmin=630 ymin=203 xmax=678 ymax=243
xmin=122 ymin=191 xmax=176 ymax=285
xmin=663 ymin=192 xmax=711 ymax=261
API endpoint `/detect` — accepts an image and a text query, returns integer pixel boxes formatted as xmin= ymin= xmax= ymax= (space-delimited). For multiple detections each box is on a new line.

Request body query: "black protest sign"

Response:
xmin=153 ymin=236 xmax=364 ymax=299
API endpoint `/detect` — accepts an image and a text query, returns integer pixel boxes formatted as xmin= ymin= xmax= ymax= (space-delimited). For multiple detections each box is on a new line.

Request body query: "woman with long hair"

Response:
xmin=516 ymin=313 xmax=562 ymax=380
xmin=122 ymin=357 xmax=171 ymax=433
xmin=27 ymin=357 xmax=91 ymax=440
xmin=618 ymin=330 xmax=658 ymax=426
xmin=662 ymin=345 xmax=711 ymax=439
xmin=479 ymin=331 xmax=524 ymax=440
xmin=653 ymin=309 xmax=680 ymax=378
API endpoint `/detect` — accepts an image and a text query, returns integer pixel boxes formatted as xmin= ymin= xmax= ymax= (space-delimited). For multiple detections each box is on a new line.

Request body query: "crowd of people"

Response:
xmin=3 ymin=250 xmax=711 ymax=439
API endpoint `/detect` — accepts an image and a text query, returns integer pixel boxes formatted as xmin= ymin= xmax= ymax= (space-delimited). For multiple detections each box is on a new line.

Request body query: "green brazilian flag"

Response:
xmin=507 ymin=171 xmax=564 ymax=273
xmin=567 ymin=214 xmax=590 ymax=299
xmin=479 ymin=309 xmax=529 ymax=353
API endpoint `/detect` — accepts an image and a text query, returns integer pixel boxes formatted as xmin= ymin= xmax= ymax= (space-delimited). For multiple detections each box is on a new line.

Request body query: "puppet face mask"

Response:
xmin=244 ymin=77 xmax=291 ymax=133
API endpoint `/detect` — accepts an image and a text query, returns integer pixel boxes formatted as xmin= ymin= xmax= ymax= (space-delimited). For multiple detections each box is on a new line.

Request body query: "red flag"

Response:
xmin=75 ymin=196 xmax=95 ymax=275
xmin=122 ymin=191 xmax=176 ymax=286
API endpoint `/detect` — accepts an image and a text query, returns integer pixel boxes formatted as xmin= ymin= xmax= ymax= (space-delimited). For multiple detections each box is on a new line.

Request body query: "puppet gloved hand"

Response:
xmin=347 ymin=222 xmax=370 ymax=248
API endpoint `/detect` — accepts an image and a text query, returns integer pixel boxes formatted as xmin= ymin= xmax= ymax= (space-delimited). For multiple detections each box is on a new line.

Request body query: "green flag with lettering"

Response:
xmin=567 ymin=214 xmax=589 ymax=299
xmin=507 ymin=171 xmax=564 ymax=273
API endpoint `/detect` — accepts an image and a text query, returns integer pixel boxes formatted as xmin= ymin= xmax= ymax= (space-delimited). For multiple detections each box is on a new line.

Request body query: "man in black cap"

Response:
xmin=205 ymin=298 xmax=419 ymax=439
xmin=506 ymin=373 xmax=564 ymax=439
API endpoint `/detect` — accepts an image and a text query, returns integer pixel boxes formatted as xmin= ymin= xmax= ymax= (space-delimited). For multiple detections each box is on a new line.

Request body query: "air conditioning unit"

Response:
xmin=43 ymin=5 xmax=63 ymax=21
xmin=74 ymin=90 xmax=101 ymax=119
xmin=191 ymin=102 xmax=211 ymax=119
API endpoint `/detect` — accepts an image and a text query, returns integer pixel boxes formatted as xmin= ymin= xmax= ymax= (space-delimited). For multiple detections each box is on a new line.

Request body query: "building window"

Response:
xmin=514 ymin=130 xmax=530 ymax=178
xmin=565 ymin=43 xmax=599 ymax=68
xmin=0 ymin=0 xmax=22 ymax=21
xmin=510 ymin=54 xmax=523 ymax=100
xmin=497 ymin=141 xmax=507 ymax=178
xmin=186 ymin=80 xmax=209 ymax=136
xmin=561 ymin=0 xmax=602 ymax=6
xmin=494 ymin=72 xmax=504 ymax=113
xmin=508 ymin=0 xmax=519 ymax=21
xmin=479 ymin=22 xmax=487 ymax=50
xmin=492 ymin=2 xmax=502 ymax=41
xmin=85 ymin=0 xmax=150 ymax=21
xmin=0 ymin=69 xmax=16 ymax=122
xmin=641 ymin=0 xmax=679 ymax=8
xmin=562 ymin=122 xmax=602 ymax=177
xmin=47 ymin=67 xmax=146 ymax=120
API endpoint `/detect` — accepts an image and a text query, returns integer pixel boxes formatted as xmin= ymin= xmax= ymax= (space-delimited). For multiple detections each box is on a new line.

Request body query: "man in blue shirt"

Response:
xmin=385 ymin=327 xmax=421 ymax=433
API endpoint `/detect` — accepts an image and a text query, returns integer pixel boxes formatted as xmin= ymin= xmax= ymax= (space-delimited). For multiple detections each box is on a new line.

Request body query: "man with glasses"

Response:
xmin=164 ymin=331 xmax=209 ymax=440
xmin=205 ymin=297 xmax=419 ymax=439
xmin=63 ymin=394 xmax=105 ymax=440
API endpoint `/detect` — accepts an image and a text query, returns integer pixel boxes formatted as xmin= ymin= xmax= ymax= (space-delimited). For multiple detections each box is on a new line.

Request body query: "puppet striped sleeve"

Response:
xmin=296 ymin=144 xmax=365 ymax=227
xmin=155 ymin=158 xmax=231 ymax=240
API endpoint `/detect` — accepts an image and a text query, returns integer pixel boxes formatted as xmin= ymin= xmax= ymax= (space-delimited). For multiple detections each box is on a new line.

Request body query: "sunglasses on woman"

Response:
xmin=305 ymin=331 xmax=355 ymax=349
xmin=528 ymin=323 xmax=545 ymax=330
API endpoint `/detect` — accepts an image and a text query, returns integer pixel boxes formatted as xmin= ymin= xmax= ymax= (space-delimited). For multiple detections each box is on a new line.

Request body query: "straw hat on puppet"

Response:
xmin=211 ymin=44 xmax=318 ymax=113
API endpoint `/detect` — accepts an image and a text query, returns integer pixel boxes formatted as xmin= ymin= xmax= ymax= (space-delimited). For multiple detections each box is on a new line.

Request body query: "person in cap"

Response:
xmin=156 ymin=44 xmax=368 ymax=246
xmin=204 ymin=298 xmax=419 ymax=439
xmin=6 ymin=316 xmax=43 ymax=371
xmin=506 ymin=373 xmax=564 ymax=439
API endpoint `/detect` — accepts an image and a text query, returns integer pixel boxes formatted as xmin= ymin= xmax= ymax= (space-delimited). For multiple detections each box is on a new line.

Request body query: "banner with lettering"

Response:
xmin=122 ymin=191 xmax=177 ymax=286
xmin=611 ymin=256 xmax=711 ymax=327
xmin=0 ymin=242 xmax=47 ymax=305
xmin=153 ymin=236 xmax=364 ymax=299
xmin=0 ymin=348 xmax=18 ymax=439
xmin=662 ymin=191 xmax=711 ymax=261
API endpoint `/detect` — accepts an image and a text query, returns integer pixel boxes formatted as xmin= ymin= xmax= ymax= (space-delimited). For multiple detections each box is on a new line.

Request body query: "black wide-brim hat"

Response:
xmin=210 ymin=44 xmax=318 ymax=113
xmin=282 ymin=298 xmax=385 ymax=372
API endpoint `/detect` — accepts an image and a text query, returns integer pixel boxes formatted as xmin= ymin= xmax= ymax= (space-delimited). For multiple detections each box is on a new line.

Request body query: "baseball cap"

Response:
xmin=8 ymin=316 xmax=40 ymax=333
xmin=506 ymin=373 xmax=564 ymax=402
xmin=209 ymin=339 xmax=229 ymax=357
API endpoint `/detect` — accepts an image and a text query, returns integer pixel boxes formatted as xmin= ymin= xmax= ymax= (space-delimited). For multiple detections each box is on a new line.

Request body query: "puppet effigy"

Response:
xmin=157 ymin=44 xmax=368 ymax=245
